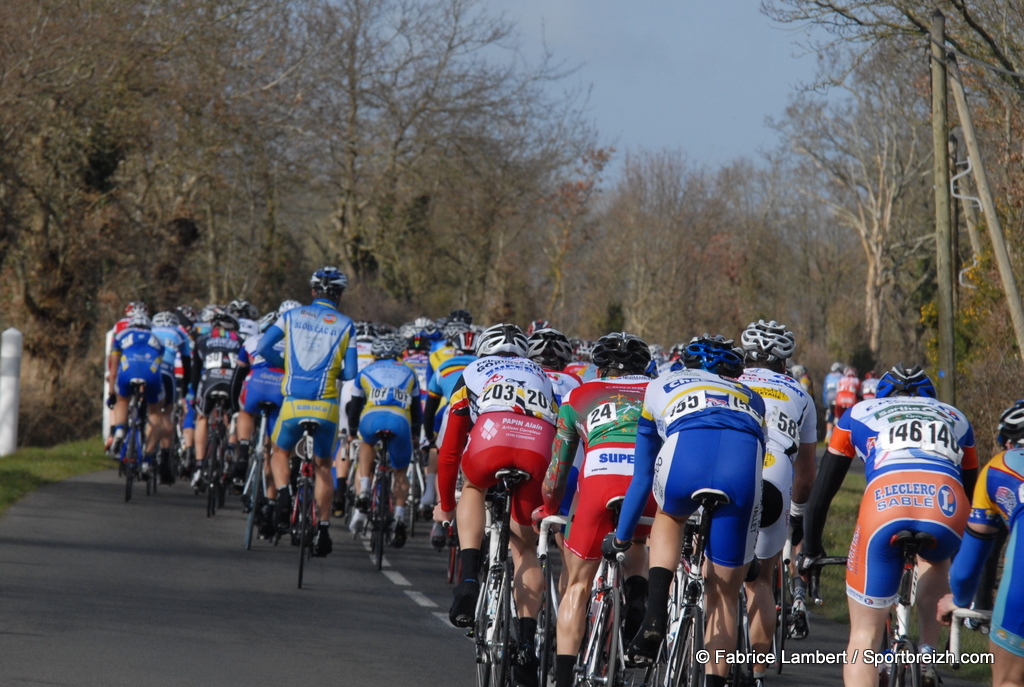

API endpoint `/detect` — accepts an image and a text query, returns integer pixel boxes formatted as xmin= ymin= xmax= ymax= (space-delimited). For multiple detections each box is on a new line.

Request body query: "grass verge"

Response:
xmin=0 ymin=438 xmax=111 ymax=517
xmin=813 ymin=468 xmax=992 ymax=683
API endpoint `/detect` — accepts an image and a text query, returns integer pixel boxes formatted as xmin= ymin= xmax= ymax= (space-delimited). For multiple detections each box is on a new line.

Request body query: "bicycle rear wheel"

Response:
xmin=372 ymin=470 xmax=391 ymax=571
xmin=729 ymin=591 xmax=754 ymax=687
xmin=889 ymin=637 xmax=921 ymax=687
xmin=124 ymin=430 xmax=139 ymax=502
xmin=579 ymin=580 xmax=617 ymax=686
xmin=490 ymin=558 xmax=514 ymax=687
xmin=297 ymin=483 xmax=313 ymax=589
xmin=536 ymin=553 xmax=557 ymax=686
xmin=205 ymin=435 xmax=220 ymax=517
xmin=244 ymin=457 xmax=265 ymax=550
xmin=773 ymin=559 xmax=788 ymax=674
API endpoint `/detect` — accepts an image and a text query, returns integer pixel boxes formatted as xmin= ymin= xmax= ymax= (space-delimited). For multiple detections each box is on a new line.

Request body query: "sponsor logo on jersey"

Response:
xmin=937 ymin=485 xmax=957 ymax=517
xmin=996 ymin=485 xmax=1018 ymax=514
xmin=323 ymin=314 xmax=337 ymax=324
xmin=481 ymin=418 xmax=498 ymax=440
xmin=598 ymin=452 xmax=634 ymax=464
xmin=751 ymin=386 xmax=790 ymax=401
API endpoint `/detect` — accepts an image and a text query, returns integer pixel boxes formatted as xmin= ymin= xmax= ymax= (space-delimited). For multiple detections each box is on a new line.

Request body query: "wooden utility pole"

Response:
xmin=931 ymin=11 xmax=956 ymax=404
xmin=948 ymin=53 xmax=1024 ymax=361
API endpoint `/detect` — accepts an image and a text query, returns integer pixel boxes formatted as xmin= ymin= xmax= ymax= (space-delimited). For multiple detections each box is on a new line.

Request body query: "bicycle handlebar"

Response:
xmin=803 ymin=555 xmax=848 ymax=605
xmin=537 ymin=515 xmax=568 ymax=561
xmin=947 ymin=608 xmax=991 ymax=669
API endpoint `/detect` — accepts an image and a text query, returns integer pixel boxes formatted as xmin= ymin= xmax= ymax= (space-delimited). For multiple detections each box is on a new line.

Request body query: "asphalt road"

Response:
xmin=0 ymin=469 xmax=982 ymax=686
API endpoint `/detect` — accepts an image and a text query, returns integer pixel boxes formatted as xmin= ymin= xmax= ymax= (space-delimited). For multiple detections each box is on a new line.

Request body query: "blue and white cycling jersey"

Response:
xmin=152 ymin=325 xmax=192 ymax=375
xmin=258 ymin=298 xmax=357 ymax=401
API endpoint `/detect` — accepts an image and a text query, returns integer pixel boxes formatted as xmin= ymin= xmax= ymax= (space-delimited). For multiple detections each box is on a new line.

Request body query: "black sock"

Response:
xmin=555 ymin=655 xmax=576 ymax=687
xmin=707 ymin=675 xmax=727 ymax=687
xmin=642 ymin=567 xmax=673 ymax=632
xmin=624 ymin=575 xmax=649 ymax=607
xmin=517 ymin=617 xmax=537 ymax=647
xmin=236 ymin=440 xmax=250 ymax=466
xmin=459 ymin=548 xmax=482 ymax=583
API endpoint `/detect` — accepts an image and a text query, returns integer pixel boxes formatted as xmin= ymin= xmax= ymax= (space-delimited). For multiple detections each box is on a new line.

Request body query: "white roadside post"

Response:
xmin=103 ymin=328 xmax=114 ymax=442
xmin=0 ymin=328 xmax=24 ymax=456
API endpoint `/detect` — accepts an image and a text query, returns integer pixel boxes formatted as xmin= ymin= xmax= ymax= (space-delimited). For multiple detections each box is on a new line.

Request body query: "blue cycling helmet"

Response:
xmin=682 ymin=334 xmax=744 ymax=378
xmin=875 ymin=363 xmax=936 ymax=399
xmin=310 ymin=266 xmax=348 ymax=296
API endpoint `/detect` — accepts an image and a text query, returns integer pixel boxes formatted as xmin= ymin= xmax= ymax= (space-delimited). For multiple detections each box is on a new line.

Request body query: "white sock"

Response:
xmin=394 ymin=506 xmax=406 ymax=521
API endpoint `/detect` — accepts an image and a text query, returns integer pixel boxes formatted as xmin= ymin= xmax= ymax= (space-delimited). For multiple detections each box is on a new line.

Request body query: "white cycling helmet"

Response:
xmin=152 ymin=311 xmax=178 ymax=328
xmin=278 ymin=299 xmax=302 ymax=315
xmin=740 ymin=319 xmax=795 ymax=362
xmin=476 ymin=323 xmax=528 ymax=357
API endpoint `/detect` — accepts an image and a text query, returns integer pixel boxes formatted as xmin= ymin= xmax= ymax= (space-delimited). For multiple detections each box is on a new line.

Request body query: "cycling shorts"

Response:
xmin=846 ymin=469 xmax=969 ymax=607
xmin=993 ymin=525 xmax=1024 ymax=657
xmin=755 ymin=448 xmax=793 ymax=559
xmin=566 ymin=452 xmax=656 ymax=560
xmin=194 ymin=378 xmax=232 ymax=417
xmin=160 ymin=371 xmax=177 ymax=408
xmin=461 ymin=411 xmax=556 ymax=527
xmin=115 ymin=362 xmax=164 ymax=405
xmin=358 ymin=409 xmax=413 ymax=470
xmin=273 ymin=397 xmax=339 ymax=460
xmin=240 ymin=368 xmax=284 ymax=435
xmin=652 ymin=428 xmax=762 ymax=567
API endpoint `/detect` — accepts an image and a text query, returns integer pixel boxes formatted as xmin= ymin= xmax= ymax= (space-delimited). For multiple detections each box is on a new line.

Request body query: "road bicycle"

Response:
xmin=200 ymin=391 xmax=232 ymax=517
xmin=577 ymin=497 xmax=655 ymax=687
xmin=472 ymin=468 xmax=530 ymax=687
xmin=406 ymin=447 xmax=427 ymax=537
xmin=659 ymin=488 xmax=731 ymax=687
xmin=536 ymin=512 xmax=567 ymax=687
xmin=242 ymin=401 xmax=276 ymax=550
xmin=293 ymin=419 xmax=321 ymax=589
xmin=368 ymin=430 xmax=396 ymax=571
xmin=118 ymin=379 xmax=150 ymax=502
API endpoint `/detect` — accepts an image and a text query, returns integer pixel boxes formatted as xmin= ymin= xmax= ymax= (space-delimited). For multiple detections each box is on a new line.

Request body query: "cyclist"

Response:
xmin=526 ymin=319 xmax=551 ymax=336
xmin=258 ymin=267 xmax=357 ymax=558
xmin=800 ymin=363 xmax=978 ymax=687
xmin=564 ymin=338 xmax=599 ymax=382
xmin=402 ymin=321 xmax=433 ymax=413
xmin=823 ymin=361 xmax=843 ymax=441
xmin=834 ymin=366 xmax=861 ymax=422
xmin=603 ymin=335 xmax=765 ymax=687
xmin=151 ymin=311 xmax=193 ymax=483
xmin=227 ymin=299 xmax=260 ymax=341
xmin=860 ymin=370 xmax=879 ymax=400
xmin=106 ymin=312 xmax=167 ymax=467
xmin=938 ymin=400 xmax=1024 ymax=687
xmin=537 ymin=332 xmax=655 ymax=687
xmin=526 ymin=327 xmax=581 ymax=405
xmin=737 ymin=320 xmax=817 ymax=678
xmin=189 ymin=310 xmax=243 ymax=490
xmin=346 ymin=333 xmax=422 ymax=548
xmin=433 ymin=323 xmax=557 ymax=687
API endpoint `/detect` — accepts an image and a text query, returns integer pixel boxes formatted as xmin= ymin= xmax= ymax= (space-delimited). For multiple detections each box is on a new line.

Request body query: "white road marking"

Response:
xmin=405 ymin=590 xmax=437 ymax=607
xmin=384 ymin=570 xmax=411 ymax=586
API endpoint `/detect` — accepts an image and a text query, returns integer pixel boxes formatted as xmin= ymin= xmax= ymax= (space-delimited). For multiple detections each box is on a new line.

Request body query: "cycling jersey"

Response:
xmin=823 ymin=371 xmax=841 ymax=408
xmin=258 ymin=298 xmax=357 ymax=400
xmin=237 ymin=331 xmax=284 ymax=434
xmin=834 ymin=373 xmax=861 ymax=414
xmin=403 ymin=350 xmax=430 ymax=411
xmin=152 ymin=324 xmax=192 ymax=404
xmin=544 ymin=369 xmax=582 ymax=406
xmin=564 ymin=361 xmax=598 ymax=383
xmin=424 ymin=353 xmax=477 ymax=437
xmin=860 ymin=377 xmax=879 ymax=400
xmin=112 ymin=327 xmax=166 ymax=405
xmin=191 ymin=326 xmax=242 ymax=415
xmin=355 ymin=336 xmax=375 ymax=372
xmin=350 ymin=358 xmax=421 ymax=469
xmin=949 ymin=449 xmax=1024 ymax=656
xmin=739 ymin=367 xmax=817 ymax=558
xmin=547 ymin=375 xmax=656 ymax=560
xmin=829 ymin=396 xmax=977 ymax=607
xmin=427 ymin=345 xmax=456 ymax=389
xmin=437 ymin=355 xmax=556 ymax=523
xmin=616 ymin=368 xmax=766 ymax=567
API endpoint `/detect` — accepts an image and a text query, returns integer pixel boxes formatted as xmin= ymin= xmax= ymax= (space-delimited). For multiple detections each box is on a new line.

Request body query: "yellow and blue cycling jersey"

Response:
xmin=426 ymin=353 xmax=477 ymax=402
xmin=257 ymin=298 xmax=357 ymax=401
xmin=352 ymin=359 xmax=421 ymax=469
xmin=950 ymin=448 xmax=1024 ymax=656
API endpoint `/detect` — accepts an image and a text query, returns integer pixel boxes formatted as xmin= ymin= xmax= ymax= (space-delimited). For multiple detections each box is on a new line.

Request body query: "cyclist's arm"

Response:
xmin=410 ymin=392 xmax=422 ymax=442
xmin=614 ymin=413 xmax=660 ymax=543
xmin=543 ymin=405 xmax=580 ymax=513
xmin=229 ymin=362 xmax=249 ymax=411
xmin=949 ymin=523 xmax=1002 ymax=607
xmin=256 ymin=325 xmax=285 ymax=368
xmin=345 ymin=394 xmax=365 ymax=436
xmin=190 ymin=346 xmax=203 ymax=396
xmin=341 ymin=334 xmax=358 ymax=382
xmin=792 ymin=441 xmax=817 ymax=506
xmin=423 ymin=394 xmax=442 ymax=444
xmin=179 ymin=344 xmax=192 ymax=388
xmin=437 ymin=410 xmax=471 ymax=513
xmin=802 ymin=448 xmax=852 ymax=558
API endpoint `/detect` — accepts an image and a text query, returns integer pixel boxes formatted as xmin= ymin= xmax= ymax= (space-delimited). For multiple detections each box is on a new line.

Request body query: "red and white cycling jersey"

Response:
xmin=447 ymin=355 xmax=557 ymax=424
xmin=835 ymin=374 xmax=861 ymax=409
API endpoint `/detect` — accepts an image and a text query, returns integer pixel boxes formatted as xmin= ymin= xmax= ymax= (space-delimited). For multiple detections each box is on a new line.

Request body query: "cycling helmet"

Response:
xmin=740 ymin=319 xmax=795 ymax=362
xmin=371 ymin=334 xmax=406 ymax=360
xmin=124 ymin=301 xmax=148 ymax=318
xmin=574 ymin=339 xmax=595 ymax=362
xmin=527 ymin=319 xmax=551 ymax=336
xmin=413 ymin=316 xmax=439 ymax=337
xmin=399 ymin=322 xmax=417 ymax=339
xmin=175 ymin=305 xmax=197 ymax=325
xmin=152 ymin=311 xmax=178 ymax=328
xmin=238 ymin=319 xmax=259 ymax=339
xmin=210 ymin=311 xmax=239 ymax=331
xmin=200 ymin=304 xmax=222 ymax=323
xmin=310 ymin=266 xmax=348 ymax=296
xmin=476 ymin=323 xmax=528 ymax=357
xmin=526 ymin=328 xmax=574 ymax=370
xmin=997 ymin=400 xmax=1024 ymax=446
xmin=354 ymin=321 xmax=376 ymax=338
xmin=278 ymin=299 xmax=302 ymax=316
xmin=128 ymin=312 xmax=152 ymax=329
xmin=682 ymin=334 xmax=744 ymax=378
xmin=831 ymin=362 xmax=844 ymax=373
xmin=874 ymin=363 xmax=936 ymax=399
xmin=443 ymin=320 xmax=472 ymax=344
xmin=669 ymin=343 xmax=686 ymax=362
xmin=227 ymin=299 xmax=259 ymax=320
xmin=592 ymin=332 xmax=652 ymax=375
xmin=452 ymin=329 xmax=478 ymax=355
xmin=449 ymin=309 xmax=473 ymax=325
xmin=257 ymin=311 xmax=277 ymax=333
xmin=648 ymin=343 xmax=665 ymax=362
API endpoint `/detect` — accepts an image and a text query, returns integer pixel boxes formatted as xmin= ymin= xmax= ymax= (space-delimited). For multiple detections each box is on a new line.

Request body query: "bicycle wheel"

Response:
xmin=297 ymin=483 xmax=313 ymax=589
xmin=408 ymin=463 xmax=422 ymax=538
xmin=490 ymin=558 xmax=514 ymax=687
xmin=729 ymin=592 xmax=754 ymax=687
xmin=682 ymin=607 xmax=705 ymax=687
xmin=773 ymin=559 xmax=788 ymax=674
xmin=205 ymin=431 xmax=220 ymax=517
xmin=579 ymin=579 xmax=618 ymax=686
xmin=475 ymin=562 xmax=500 ymax=687
xmin=889 ymin=637 xmax=921 ymax=687
xmin=536 ymin=553 xmax=557 ymax=687
xmin=371 ymin=472 xmax=389 ymax=571
xmin=124 ymin=429 xmax=139 ymax=502
xmin=244 ymin=457 xmax=265 ymax=550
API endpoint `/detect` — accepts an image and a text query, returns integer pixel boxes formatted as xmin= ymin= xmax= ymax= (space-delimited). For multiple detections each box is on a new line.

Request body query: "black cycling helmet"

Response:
xmin=875 ymin=363 xmax=936 ymax=399
xmin=682 ymin=335 xmax=744 ymax=379
xmin=310 ymin=266 xmax=348 ymax=297
xmin=449 ymin=308 xmax=473 ymax=325
xmin=210 ymin=311 xmax=239 ymax=331
xmin=526 ymin=328 xmax=574 ymax=370
xmin=997 ymin=400 xmax=1024 ymax=446
xmin=227 ymin=298 xmax=259 ymax=321
xmin=592 ymin=332 xmax=652 ymax=375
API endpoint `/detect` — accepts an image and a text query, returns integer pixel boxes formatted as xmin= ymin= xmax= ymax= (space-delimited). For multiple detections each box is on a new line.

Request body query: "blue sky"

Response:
xmin=489 ymin=1 xmax=821 ymax=173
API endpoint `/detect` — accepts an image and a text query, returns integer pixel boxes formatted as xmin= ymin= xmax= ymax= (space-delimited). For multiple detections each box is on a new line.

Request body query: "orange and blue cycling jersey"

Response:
xmin=830 ymin=396 xmax=977 ymax=606
xmin=950 ymin=449 xmax=1024 ymax=657
xmin=258 ymin=298 xmax=357 ymax=400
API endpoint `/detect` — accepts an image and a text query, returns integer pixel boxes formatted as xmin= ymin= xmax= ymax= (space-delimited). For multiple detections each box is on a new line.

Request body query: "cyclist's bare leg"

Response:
xmin=745 ymin=551 xmax=783 ymax=675
xmin=194 ymin=415 xmax=208 ymax=465
xmin=510 ymin=518 xmax=542 ymax=619
xmin=392 ymin=468 xmax=409 ymax=508
xmin=455 ymin=480 xmax=486 ymax=550
xmin=236 ymin=410 xmax=254 ymax=443
xmin=914 ymin=555 xmax=949 ymax=648
xmin=422 ymin=446 xmax=438 ymax=506
xmin=646 ymin=509 xmax=685 ymax=570
xmin=314 ymin=457 xmax=334 ymax=524
xmin=356 ymin=439 xmax=376 ymax=493
xmin=111 ymin=397 xmax=129 ymax=428
xmin=270 ymin=444 xmax=290 ymax=490
xmin=991 ymin=642 xmax=1024 ymax=687
xmin=845 ymin=600 xmax=888 ymax=687
xmin=705 ymin=562 xmax=747 ymax=679
xmin=145 ymin=406 xmax=165 ymax=454
xmin=556 ymin=552 xmax=601 ymax=655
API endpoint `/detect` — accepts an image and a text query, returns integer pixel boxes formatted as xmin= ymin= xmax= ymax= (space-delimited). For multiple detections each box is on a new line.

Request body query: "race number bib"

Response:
xmin=369 ymin=387 xmax=412 ymax=409
xmin=876 ymin=419 xmax=962 ymax=464
xmin=586 ymin=402 xmax=618 ymax=433
xmin=479 ymin=382 xmax=554 ymax=419
xmin=666 ymin=389 xmax=761 ymax=423
xmin=204 ymin=352 xmax=237 ymax=370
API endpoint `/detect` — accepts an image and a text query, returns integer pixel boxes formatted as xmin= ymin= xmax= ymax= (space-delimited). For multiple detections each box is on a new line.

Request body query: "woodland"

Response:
xmin=1 ymin=0 xmax=1023 ymax=450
